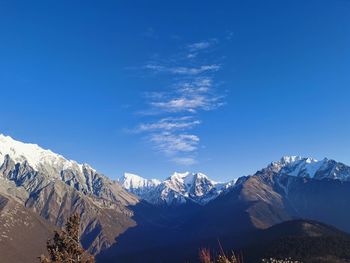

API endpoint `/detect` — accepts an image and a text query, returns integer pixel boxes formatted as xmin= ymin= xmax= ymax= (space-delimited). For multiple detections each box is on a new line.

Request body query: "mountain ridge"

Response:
xmin=119 ymin=171 xmax=235 ymax=205
xmin=0 ymin=133 xmax=139 ymax=262
xmin=119 ymin=155 xmax=350 ymax=206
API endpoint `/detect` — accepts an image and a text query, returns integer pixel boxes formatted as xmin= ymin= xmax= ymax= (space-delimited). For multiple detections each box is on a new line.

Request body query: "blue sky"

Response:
xmin=1 ymin=0 xmax=350 ymax=181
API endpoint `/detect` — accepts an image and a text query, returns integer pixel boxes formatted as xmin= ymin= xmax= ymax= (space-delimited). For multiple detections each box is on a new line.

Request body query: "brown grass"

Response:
xmin=198 ymin=248 xmax=242 ymax=263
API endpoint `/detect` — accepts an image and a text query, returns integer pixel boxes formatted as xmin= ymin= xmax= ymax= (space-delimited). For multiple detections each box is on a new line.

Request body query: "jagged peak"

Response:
xmin=119 ymin=172 xmax=161 ymax=190
xmin=263 ymin=155 xmax=350 ymax=181
xmin=122 ymin=172 xmax=161 ymax=183
xmin=169 ymin=171 xmax=212 ymax=182
xmin=271 ymin=156 xmax=320 ymax=167
xmin=0 ymin=133 xmax=83 ymax=172
xmin=169 ymin=171 xmax=192 ymax=179
xmin=280 ymin=155 xmax=304 ymax=163
xmin=281 ymin=155 xmax=315 ymax=164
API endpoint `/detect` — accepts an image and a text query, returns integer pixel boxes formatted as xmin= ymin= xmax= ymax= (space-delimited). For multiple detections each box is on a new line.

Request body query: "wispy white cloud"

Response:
xmin=172 ymin=157 xmax=197 ymax=165
xmin=188 ymin=41 xmax=211 ymax=51
xmin=149 ymin=132 xmax=199 ymax=155
xmin=187 ymin=39 xmax=218 ymax=52
xmin=147 ymin=77 xmax=222 ymax=113
xmin=187 ymin=53 xmax=197 ymax=59
xmin=151 ymin=95 xmax=220 ymax=113
xmin=171 ymin=65 xmax=220 ymax=75
xmin=143 ymin=91 xmax=166 ymax=100
xmin=135 ymin=117 xmax=201 ymax=132
xmin=177 ymin=77 xmax=213 ymax=94
xmin=145 ymin=64 xmax=220 ymax=75
xmin=144 ymin=64 xmax=164 ymax=71
xmin=133 ymin=38 xmax=225 ymax=165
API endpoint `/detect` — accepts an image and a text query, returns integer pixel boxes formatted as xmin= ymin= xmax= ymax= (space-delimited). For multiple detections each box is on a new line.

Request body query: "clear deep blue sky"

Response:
xmin=1 ymin=0 xmax=349 ymax=181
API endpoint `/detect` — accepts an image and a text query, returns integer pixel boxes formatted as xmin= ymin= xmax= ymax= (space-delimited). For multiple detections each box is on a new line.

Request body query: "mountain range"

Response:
xmin=119 ymin=171 xmax=234 ymax=205
xmin=119 ymin=155 xmax=350 ymax=206
xmin=1 ymin=133 xmax=350 ymax=262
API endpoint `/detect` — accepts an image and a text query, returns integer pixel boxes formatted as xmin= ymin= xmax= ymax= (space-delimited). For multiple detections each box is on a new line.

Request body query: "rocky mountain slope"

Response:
xmin=0 ymin=134 xmax=139 ymax=259
xmin=0 ymin=193 xmax=53 ymax=263
xmin=198 ymin=156 xmax=350 ymax=234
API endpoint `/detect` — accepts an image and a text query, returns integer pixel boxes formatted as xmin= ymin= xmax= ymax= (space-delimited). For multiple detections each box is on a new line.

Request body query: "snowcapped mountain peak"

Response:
xmin=280 ymin=155 xmax=303 ymax=163
xmin=0 ymin=133 xmax=138 ymax=207
xmin=271 ymin=156 xmax=319 ymax=170
xmin=165 ymin=172 xmax=216 ymax=193
xmin=267 ymin=156 xmax=350 ymax=181
xmin=305 ymin=157 xmax=319 ymax=164
xmin=118 ymin=173 xmax=161 ymax=198
xmin=169 ymin=171 xmax=191 ymax=180
xmin=169 ymin=171 xmax=211 ymax=181
xmin=168 ymin=171 xmax=212 ymax=185
xmin=0 ymin=133 xmax=82 ymax=172
xmin=119 ymin=173 xmax=161 ymax=190
xmin=278 ymin=155 xmax=318 ymax=165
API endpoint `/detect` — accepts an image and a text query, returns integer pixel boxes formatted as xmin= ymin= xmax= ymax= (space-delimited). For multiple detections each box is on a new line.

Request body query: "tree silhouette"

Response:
xmin=39 ymin=214 xmax=95 ymax=263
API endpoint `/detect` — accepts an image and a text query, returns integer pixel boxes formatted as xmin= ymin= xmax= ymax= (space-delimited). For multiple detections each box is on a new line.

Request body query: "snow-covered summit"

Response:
xmin=270 ymin=155 xmax=350 ymax=181
xmin=273 ymin=156 xmax=319 ymax=166
xmin=0 ymin=134 xmax=83 ymax=172
xmin=120 ymin=173 xmax=161 ymax=189
xmin=118 ymin=173 xmax=161 ymax=197
xmin=167 ymin=171 xmax=216 ymax=184
xmin=163 ymin=171 xmax=220 ymax=197
xmin=0 ymin=133 xmax=137 ymax=206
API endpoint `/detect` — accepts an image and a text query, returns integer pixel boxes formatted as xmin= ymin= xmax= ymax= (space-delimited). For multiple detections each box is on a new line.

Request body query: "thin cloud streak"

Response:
xmin=149 ymin=132 xmax=200 ymax=155
xmin=150 ymin=95 xmax=220 ymax=113
xmin=145 ymin=64 xmax=220 ymax=75
xmin=172 ymin=157 xmax=197 ymax=165
xmin=187 ymin=39 xmax=218 ymax=52
xmin=135 ymin=117 xmax=201 ymax=132
xmin=188 ymin=41 xmax=211 ymax=51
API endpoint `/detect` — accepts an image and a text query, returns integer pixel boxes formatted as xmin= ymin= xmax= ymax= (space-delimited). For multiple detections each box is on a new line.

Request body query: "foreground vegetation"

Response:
xmin=39 ymin=214 xmax=95 ymax=263
xmin=198 ymin=248 xmax=301 ymax=263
